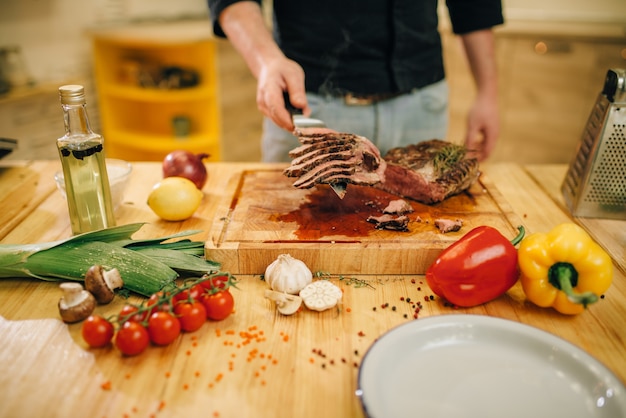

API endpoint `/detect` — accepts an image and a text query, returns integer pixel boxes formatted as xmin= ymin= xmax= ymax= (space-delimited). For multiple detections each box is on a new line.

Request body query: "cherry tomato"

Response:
xmin=146 ymin=291 xmax=172 ymax=316
xmin=118 ymin=304 xmax=146 ymax=323
xmin=199 ymin=275 xmax=229 ymax=293
xmin=200 ymin=289 xmax=234 ymax=321
xmin=172 ymin=284 xmax=204 ymax=305
xmin=115 ymin=321 xmax=150 ymax=356
xmin=148 ymin=311 xmax=181 ymax=345
xmin=174 ymin=301 xmax=207 ymax=332
xmin=81 ymin=315 xmax=114 ymax=348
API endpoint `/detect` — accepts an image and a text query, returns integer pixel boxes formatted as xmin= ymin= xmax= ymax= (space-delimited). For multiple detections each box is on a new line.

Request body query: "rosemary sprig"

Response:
xmin=314 ymin=271 xmax=375 ymax=289
xmin=432 ymin=144 xmax=466 ymax=175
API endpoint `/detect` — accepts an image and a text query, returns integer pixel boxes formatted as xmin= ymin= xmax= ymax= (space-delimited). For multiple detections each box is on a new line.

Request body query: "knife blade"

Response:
xmin=283 ymin=93 xmax=347 ymax=198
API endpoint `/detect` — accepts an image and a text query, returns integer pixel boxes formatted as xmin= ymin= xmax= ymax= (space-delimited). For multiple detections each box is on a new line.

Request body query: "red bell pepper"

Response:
xmin=425 ymin=225 xmax=525 ymax=307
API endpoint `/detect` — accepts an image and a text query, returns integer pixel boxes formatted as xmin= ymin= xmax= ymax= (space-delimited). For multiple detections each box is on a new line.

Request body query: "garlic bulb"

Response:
xmin=264 ymin=254 xmax=312 ymax=294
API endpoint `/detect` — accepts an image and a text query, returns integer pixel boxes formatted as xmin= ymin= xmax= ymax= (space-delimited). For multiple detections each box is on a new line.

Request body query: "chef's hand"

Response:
xmin=217 ymin=1 xmax=310 ymax=132
xmin=464 ymin=92 xmax=499 ymax=162
xmin=256 ymin=56 xmax=310 ymax=132
xmin=460 ymin=28 xmax=499 ymax=162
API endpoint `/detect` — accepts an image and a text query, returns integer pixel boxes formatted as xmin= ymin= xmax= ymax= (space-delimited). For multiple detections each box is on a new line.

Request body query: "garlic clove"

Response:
xmin=264 ymin=289 xmax=303 ymax=315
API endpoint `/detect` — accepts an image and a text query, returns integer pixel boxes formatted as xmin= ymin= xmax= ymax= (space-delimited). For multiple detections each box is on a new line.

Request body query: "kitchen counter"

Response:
xmin=0 ymin=161 xmax=625 ymax=418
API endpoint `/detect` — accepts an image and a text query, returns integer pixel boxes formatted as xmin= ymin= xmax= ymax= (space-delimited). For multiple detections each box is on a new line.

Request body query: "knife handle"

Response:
xmin=283 ymin=91 xmax=303 ymax=116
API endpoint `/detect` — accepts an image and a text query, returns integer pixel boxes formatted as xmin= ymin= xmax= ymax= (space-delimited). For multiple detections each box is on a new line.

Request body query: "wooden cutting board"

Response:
xmin=205 ymin=168 xmax=524 ymax=275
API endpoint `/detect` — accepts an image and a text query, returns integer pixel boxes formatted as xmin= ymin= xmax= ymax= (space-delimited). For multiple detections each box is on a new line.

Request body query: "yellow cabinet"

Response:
xmin=92 ymin=21 xmax=221 ymax=161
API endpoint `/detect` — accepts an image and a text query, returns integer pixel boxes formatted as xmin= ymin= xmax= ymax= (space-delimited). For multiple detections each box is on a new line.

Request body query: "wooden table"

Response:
xmin=1 ymin=161 xmax=625 ymax=418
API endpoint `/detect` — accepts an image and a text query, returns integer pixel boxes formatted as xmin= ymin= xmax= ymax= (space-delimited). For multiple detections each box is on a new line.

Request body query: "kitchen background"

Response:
xmin=1 ymin=0 xmax=625 ymax=163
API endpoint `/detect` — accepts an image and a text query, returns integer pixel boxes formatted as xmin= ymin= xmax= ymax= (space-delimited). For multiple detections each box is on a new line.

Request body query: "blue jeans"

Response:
xmin=261 ymin=79 xmax=449 ymax=162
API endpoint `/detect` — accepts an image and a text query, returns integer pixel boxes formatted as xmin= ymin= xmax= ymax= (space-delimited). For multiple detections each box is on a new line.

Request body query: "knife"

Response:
xmin=283 ymin=93 xmax=347 ymax=199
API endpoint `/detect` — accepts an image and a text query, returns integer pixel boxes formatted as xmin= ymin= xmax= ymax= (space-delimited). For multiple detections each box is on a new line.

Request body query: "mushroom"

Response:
xmin=84 ymin=265 xmax=124 ymax=304
xmin=58 ymin=282 xmax=96 ymax=323
xmin=264 ymin=290 xmax=303 ymax=315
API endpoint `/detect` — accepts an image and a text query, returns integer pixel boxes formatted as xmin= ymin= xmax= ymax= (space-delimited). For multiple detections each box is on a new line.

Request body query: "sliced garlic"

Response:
xmin=299 ymin=280 xmax=342 ymax=312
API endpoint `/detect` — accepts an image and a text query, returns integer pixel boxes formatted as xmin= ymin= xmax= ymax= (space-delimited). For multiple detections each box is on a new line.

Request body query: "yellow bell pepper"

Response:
xmin=518 ymin=223 xmax=613 ymax=315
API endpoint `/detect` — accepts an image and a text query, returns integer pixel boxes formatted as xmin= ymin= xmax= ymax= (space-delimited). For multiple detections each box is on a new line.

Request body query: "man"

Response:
xmin=208 ymin=0 xmax=504 ymax=162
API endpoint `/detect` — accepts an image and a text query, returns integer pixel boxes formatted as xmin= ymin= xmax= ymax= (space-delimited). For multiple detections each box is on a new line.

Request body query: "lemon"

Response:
xmin=147 ymin=177 xmax=203 ymax=221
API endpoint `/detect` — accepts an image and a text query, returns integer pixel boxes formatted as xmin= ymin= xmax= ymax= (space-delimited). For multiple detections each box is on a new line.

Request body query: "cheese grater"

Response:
xmin=561 ymin=68 xmax=626 ymax=220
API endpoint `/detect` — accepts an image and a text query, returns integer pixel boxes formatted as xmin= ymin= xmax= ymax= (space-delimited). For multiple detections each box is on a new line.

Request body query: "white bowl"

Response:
xmin=54 ymin=159 xmax=132 ymax=210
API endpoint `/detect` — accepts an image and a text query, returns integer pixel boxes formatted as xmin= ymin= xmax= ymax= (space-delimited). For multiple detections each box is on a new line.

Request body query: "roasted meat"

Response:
xmin=284 ymin=128 xmax=386 ymax=190
xmin=284 ymin=129 xmax=479 ymax=204
xmin=366 ymin=214 xmax=410 ymax=231
xmin=434 ymin=218 xmax=464 ymax=233
xmin=383 ymin=199 xmax=414 ymax=215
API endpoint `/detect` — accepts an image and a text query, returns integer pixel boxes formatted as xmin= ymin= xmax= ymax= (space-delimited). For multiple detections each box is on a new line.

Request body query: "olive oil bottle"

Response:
xmin=57 ymin=85 xmax=115 ymax=234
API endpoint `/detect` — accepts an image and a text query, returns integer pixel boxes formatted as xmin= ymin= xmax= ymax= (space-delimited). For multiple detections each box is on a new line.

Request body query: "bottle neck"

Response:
xmin=62 ymin=103 xmax=93 ymax=136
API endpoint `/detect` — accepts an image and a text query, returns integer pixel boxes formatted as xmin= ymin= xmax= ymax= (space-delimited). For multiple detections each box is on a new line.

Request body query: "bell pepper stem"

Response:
xmin=549 ymin=262 xmax=599 ymax=308
xmin=511 ymin=226 xmax=525 ymax=246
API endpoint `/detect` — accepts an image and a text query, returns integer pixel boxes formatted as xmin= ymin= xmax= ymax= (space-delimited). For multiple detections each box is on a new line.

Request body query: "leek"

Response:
xmin=0 ymin=223 xmax=220 ymax=296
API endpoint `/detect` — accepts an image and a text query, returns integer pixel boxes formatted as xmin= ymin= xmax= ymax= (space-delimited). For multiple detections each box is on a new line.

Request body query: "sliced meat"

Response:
xmin=434 ymin=218 xmax=463 ymax=233
xmin=366 ymin=214 xmax=410 ymax=231
xmin=284 ymin=130 xmax=479 ymax=205
xmin=383 ymin=199 xmax=414 ymax=215
xmin=284 ymin=129 xmax=387 ymax=190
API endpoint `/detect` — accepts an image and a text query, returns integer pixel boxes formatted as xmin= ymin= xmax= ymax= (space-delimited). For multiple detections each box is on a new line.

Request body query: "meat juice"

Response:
xmin=276 ymin=185 xmax=414 ymax=239
xmin=58 ymin=141 xmax=115 ymax=234
xmin=230 ymin=169 xmax=482 ymax=242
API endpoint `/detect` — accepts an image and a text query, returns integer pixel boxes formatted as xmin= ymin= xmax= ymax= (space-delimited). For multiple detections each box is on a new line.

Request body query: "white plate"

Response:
xmin=357 ymin=315 xmax=626 ymax=418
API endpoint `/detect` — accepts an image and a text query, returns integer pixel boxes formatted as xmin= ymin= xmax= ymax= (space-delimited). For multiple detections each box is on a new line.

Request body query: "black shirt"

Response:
xmin=208 ymin=0 xmax=504 ymax=95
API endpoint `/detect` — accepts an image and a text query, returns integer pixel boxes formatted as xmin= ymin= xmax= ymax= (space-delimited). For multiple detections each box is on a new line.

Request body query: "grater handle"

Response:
xmin=602 ymin=68 xmax=626 ymax=103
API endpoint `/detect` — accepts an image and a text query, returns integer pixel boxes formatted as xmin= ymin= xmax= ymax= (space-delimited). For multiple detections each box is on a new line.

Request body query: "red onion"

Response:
xmin=162 ymin=150 xmax=209 ymax=190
